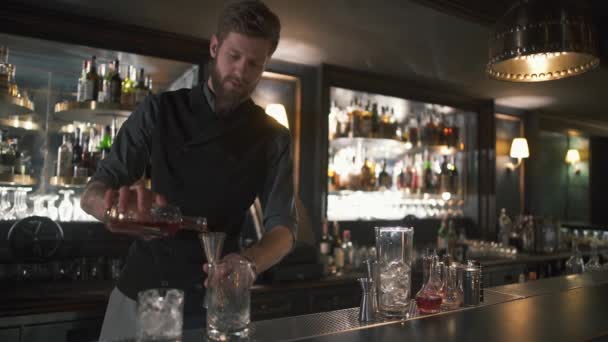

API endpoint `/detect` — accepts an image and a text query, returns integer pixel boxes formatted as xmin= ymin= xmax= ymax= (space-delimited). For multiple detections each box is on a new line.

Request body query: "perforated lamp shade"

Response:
xmin=487 ymin=0 xmax=599 ymax=82
xmin=265 ymin=103 xmax=289 ymax=129
xmin=510 ymin=138 xmax=530 ymax=159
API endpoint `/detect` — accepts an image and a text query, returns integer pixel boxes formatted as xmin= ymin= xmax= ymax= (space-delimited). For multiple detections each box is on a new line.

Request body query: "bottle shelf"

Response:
xmin=330 ymin=137 xmax=460 ymax=160
xmin=49 ymin=176 xmax=90 ymax=188
xmin=406 ymin=145 xmax=460 ymax=156
xmin=330 ymin=137 xmax=409 ymax=160
xmin=54 ymin=101 xmax=134 ymax=125
xmin=0 ymin=173 xmax=36 ymax=186
xmin=0 ymin=93 xmax=35 ymax=117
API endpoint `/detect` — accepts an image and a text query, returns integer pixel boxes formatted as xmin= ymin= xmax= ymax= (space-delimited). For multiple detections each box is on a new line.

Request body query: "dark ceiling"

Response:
xmin=6 ymin=0 xmax=608 ymax=122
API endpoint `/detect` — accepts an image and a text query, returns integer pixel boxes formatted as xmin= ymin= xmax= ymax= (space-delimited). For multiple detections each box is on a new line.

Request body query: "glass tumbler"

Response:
xmin=206 ymin=260 xmax=254 ymax=341
xmin=375 ymin=226 xmax=414 ymax=317
xmin=136 ymin=288 xmax=184 ymax=342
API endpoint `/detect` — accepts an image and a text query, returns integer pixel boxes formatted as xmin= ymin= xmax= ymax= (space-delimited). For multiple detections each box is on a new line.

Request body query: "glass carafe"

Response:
xmin=415 ymin=254 xmax=443 ymax=314
xmin=58 ymin=190 xmax=74 ymax=222
xmin=440 ymin=263 xmax=463 ymax=311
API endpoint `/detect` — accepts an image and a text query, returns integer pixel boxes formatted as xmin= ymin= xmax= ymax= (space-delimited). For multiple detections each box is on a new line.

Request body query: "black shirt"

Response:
xmin=91 ymin=80 xmax=297 ymax=310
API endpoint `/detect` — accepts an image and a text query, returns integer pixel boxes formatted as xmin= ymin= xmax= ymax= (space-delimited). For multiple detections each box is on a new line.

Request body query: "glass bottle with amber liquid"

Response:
xmin=83 ymin=56 xmax=99 ymax=101
xmin=360 ymin=158 xmax=374 ymax=191
xmin=332 ymin=221 xmax=345 ymax=273
xmin=108 ymin=60 xmax=122 ymax=104
xmin=378 ymin=159 xmax=392 ymax=190
xmin=134 ymin=68 xmax=148 ymax=105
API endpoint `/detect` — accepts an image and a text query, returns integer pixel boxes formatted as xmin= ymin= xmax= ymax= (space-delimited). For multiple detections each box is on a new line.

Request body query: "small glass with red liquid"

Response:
xmin=104 ymin=204 xmax=206 ymax=238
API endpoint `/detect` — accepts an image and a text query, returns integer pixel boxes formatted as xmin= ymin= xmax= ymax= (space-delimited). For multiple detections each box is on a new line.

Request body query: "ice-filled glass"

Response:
xmin=375 ymin=226 xmax=414 ymax=317
xmin=136 ymin=288 xmax=184 ymax=342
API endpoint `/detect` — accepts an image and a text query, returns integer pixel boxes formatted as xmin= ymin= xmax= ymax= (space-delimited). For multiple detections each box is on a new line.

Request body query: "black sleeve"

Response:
xmin=90 ymin=95 xmax=159 ymax=188
xmin=258 ymin=129 xmax=298 ymax=243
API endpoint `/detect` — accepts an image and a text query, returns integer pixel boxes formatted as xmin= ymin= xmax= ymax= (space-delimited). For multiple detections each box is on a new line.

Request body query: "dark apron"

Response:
xmin=117 ymin=85 xmax=273 ymax=314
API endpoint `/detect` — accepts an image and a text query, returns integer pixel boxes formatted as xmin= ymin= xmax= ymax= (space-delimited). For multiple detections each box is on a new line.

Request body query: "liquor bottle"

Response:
xmin=76 ymin=60 xmax=88 ymax=102
xmin=84 ymin=128 xmax=98 ymax=175
xmin=437 ymin=218 xmax=448 ymax=252
xmin=121 ymin=65 xmax=136 ymax=106
xmin=72 ymin=127 xmax=83 ymax=167
xmin=0 ymin=130 xmax=10 ymax=174
xmin=359 ymin=101 xmax=372 ymax=138
xmin=408 ymin=117 xmax=419 ymax=147
xmin=342 ymin=230 xmax=354 ymax=271
xmin=437 ymin=115 xmax=447 ymax=146
xmin=371 ymin=103 xmax=380 ymax=137
xmin=423 ymin=158 xmax=434 ymax=193
xmin=145 ymin=75 xmax=153 ymax=94
xmin=360 ymin=157 xmax=373 ymax=191
xmin=134 ymin=68 xmax=148 ymax=105
xmin=319 ymin=218 xmax=334 ymax=256
xmin=332 ymin=221 xmax=345 ymax=272
xmin=109 ymin=60 xmax=122 ymax=104
xmin=397 ymin=162 xmax=407 ymax=190
xmin=439 ymin=156 xmax=451 ymax=194
xmin=3 ymin=136 xmax=17 ymax=174
xmin=423 ymin=112 xmax=439 ymax=145
xmin=498 ymin=208 xmax=512 ymax=246
xmin=97 ymin=63 xmax=107 ymax=103
xmin=99 ymin=125 xmax=112 ymax=159
xmin=412 ymin=154 xmax=421 ymax=193
xmin=449 ymin=156 xmax=459 ymax=195
xmin=447 ymin=219 xmax=458 ymax=252
xmin=378 ymin=159 xmax=392 ymax=190
xmin=57 ymin=134 xmax=73 ymax=177
xmin=0 ymin=46 xmax=9 ymax=94
xmin=83 ymin=56 xmax=99 ymax=101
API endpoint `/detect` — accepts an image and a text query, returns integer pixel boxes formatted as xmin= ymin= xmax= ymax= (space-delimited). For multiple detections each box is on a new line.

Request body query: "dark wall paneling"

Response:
xmin=591 ymin=137 xmax=608 ymax=225
xmin=0 ymin=1 xmax=209 ymax=65
xmin=566 ymin=136 xmax=590 ymax=223
xmin=495 ymin=114 xmax=523 ymax=218
xmin=537 ymin=131 xmax=569 ymax=219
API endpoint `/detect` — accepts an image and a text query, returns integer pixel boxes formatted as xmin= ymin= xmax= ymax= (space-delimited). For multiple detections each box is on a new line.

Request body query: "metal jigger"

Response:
xmin=358 ymin=278 xmax=375 ymax=323
xmin=199 ymin=230 xmax=226 ymax=309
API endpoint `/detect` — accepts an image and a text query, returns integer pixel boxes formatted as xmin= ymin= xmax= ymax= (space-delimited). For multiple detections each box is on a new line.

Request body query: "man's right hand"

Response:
xmin=81 ymin=180 xmax=167 ymax=222
xmin=104 ymin=184 xmax=168 ymax=220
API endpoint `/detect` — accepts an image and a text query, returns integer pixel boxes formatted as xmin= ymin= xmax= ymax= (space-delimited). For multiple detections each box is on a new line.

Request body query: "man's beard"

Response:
xmin=209 ymin=60 xmax=255 ymax=113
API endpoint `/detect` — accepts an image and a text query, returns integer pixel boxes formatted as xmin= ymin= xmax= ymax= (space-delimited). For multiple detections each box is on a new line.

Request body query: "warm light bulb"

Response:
xmin=265 ymin=103 xmax=289 ymax=129
xmin=565 ymin=149 xmax=581 ymax=164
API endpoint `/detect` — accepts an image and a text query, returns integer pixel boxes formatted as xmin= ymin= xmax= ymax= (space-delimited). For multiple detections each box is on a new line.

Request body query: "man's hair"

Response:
xmin=216 ymin=0 xmax=281 ymax=55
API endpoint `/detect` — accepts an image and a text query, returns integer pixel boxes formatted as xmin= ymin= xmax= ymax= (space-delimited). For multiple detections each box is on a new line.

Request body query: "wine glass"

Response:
xmin=14 ymin=187 xmax=32 ymax=219
xmin=58 ymin=190 xmax=75 ymax=222
xmin=0 ymin=187 xmax=15 ymax=220
xmin=45 ymin=195 xmax=60 ymax=221
xmin=31 ymin=194 xmax=48 ymax=217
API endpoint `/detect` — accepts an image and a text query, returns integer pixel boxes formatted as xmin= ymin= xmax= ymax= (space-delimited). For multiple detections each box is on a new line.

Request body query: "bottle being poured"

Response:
xmin=104 ymin=202 xmax=207 ymax=239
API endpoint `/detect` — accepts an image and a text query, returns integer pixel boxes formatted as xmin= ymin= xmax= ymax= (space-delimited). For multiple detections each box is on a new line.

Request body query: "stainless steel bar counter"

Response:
xmin=170 ymin=272 xmax=608 ymax=342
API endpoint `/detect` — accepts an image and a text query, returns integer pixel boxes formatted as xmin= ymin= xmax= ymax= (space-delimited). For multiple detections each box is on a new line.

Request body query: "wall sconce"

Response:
xmin=506 ymin=137 xmax=529 ymax=170
xmin=565 ymin=149 xmax=581 ymax=175
xmin=265 ymin=103 xmax=289 ymax=129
